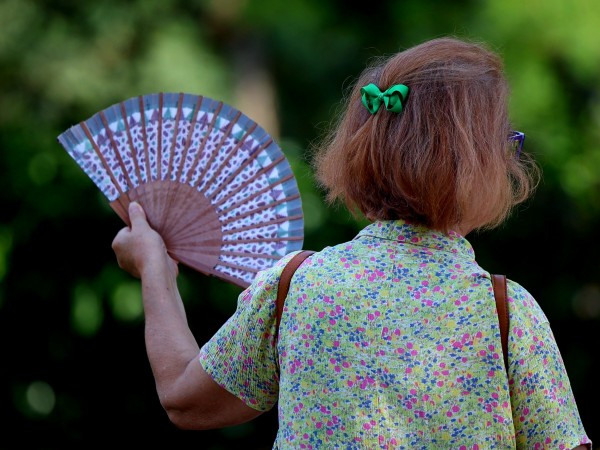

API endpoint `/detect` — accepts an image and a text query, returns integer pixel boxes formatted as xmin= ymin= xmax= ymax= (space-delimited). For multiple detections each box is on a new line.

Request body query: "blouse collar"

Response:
xmin=355 ymin=219 xmax=476 ymax=260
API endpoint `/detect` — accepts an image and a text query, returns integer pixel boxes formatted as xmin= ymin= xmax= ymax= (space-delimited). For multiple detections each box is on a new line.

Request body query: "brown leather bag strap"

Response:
xmin=275 ymin=250 xmax=315 ymax=339
xmin=491 ymin=274 xmax=509 ymax=372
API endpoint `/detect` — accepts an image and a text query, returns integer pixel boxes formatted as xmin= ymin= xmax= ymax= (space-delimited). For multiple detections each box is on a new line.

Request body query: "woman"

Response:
xmin=112 ymin=37 xmax=591 ymax=448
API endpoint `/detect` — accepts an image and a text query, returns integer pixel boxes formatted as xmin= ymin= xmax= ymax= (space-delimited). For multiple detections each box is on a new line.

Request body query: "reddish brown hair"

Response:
xmin=313 ymin=37 xmax=539 ymax=233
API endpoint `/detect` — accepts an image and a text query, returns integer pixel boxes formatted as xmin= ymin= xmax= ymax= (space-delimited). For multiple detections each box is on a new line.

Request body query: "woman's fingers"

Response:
xmin=111 ymin=201 xmax=179 ymax=280
xmin=111 ymin=202 xmax=158 ymax=278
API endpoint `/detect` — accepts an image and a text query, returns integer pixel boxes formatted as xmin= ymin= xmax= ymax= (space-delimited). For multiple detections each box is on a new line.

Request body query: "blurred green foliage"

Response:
xmin=1 ymin=0 xmax=598 ymax=447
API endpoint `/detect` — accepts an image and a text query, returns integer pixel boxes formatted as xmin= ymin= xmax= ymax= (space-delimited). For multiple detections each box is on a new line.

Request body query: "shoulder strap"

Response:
xmin=275 ymin=250 xmax=315 ymax=339
xmin=491 ymin=274 xmax=509 ymax=372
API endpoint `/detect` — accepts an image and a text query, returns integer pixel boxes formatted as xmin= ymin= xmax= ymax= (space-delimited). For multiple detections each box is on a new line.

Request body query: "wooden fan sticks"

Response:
xmin=169 ymin=188 xmax=302 ymax=244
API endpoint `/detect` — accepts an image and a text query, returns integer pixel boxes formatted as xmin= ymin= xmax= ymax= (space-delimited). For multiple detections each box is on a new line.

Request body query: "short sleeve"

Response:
xmin=507 ymin=282 xmax=592 ymax=449
xmin=198 ymin=252 xmax=300 ymax=412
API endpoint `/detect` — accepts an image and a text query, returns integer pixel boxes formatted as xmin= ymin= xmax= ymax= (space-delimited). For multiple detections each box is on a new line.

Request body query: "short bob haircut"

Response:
xmin=313 ymin=37 xmax=539 ymax=234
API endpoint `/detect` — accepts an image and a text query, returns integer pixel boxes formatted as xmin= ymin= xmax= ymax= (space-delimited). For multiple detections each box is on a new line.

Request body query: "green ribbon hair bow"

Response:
xmin=360 ymin=83 xmax=409 ymax=114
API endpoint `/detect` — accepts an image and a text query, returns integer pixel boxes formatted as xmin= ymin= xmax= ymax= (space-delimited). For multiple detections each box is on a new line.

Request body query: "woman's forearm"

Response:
xmin=139 ymin=257 xmax=200 ymax=404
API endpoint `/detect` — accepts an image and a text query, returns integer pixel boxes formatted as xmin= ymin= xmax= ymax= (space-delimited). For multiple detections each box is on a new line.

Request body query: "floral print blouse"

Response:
xmin=199 ymin=220 xmax=591 ymax=449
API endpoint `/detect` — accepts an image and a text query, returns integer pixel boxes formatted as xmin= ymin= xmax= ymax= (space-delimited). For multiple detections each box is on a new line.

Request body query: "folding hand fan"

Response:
xmin=58 ymin=92 xmax=305 ymax=288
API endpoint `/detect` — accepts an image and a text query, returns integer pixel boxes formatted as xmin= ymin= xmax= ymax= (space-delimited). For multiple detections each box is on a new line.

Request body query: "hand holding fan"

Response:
xmin=58 ymin=92 xmax=305 ymax=288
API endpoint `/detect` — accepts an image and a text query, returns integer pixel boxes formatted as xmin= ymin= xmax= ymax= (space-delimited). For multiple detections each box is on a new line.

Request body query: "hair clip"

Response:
xmin=360 ymin=83 xmax=409 ymax=114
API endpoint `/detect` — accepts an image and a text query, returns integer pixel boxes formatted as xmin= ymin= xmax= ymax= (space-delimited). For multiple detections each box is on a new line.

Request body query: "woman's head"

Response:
xmin=313 ymin=37 xmax=539 ymax=234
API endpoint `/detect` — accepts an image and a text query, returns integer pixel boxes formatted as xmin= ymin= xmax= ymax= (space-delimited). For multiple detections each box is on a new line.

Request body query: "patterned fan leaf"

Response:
xmin=58 ymin=92 xmax=305 ymax=288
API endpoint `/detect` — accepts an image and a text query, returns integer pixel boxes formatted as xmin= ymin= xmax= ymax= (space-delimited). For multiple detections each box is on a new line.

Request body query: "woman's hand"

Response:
xmin=111 ymin=201 xmax=178 ymax=279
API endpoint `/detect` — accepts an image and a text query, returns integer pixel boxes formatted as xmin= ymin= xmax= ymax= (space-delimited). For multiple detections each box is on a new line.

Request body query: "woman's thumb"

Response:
xmin=128 ymin=201 xmax=148 ymax=228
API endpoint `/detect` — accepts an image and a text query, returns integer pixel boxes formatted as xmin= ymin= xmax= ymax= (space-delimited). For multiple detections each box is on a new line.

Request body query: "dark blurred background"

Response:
xmin=1 ymin=0 xmax=598 ymax=448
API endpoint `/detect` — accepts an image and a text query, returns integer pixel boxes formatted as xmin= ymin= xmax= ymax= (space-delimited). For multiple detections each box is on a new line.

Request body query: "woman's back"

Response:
xmin=278 ymin=220 xmax=587 ymax=448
